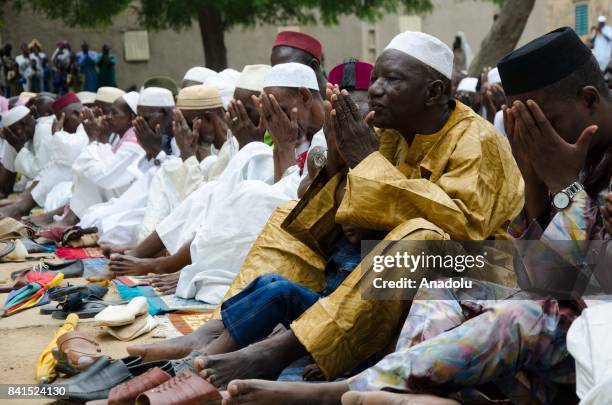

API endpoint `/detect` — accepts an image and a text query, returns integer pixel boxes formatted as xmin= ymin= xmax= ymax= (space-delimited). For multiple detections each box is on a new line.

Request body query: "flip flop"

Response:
xmin=51 ymin=301 xmax=114 ymax=320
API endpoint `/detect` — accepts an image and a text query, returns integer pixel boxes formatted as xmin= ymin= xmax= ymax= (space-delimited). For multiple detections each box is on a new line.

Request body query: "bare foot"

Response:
xmin=108 ymin=254 xmax=160 ymax=276
xmin=195 ymin=344 xmax=288 ymax=389
xmin=0 ymin=204 xmax=29 ymax=219
xmin=127 ymin=319 xmax=224 ymax=362
xmin=151 ymin=272 xmax=180 ymax=295
xmin=86 ymin=269 xmax=115 ymax=283
xmin=100 ymin=243 xmax=133 ymax=258
xmin=22 ymin=212 xmax=55 ymax=227
xmin=223 ymin=379 xmax=349 ymax=405
xmin=341 ymin=391 xmax=460 ymax=405
xmin=302 ymin=363 xmax=325 ymax=381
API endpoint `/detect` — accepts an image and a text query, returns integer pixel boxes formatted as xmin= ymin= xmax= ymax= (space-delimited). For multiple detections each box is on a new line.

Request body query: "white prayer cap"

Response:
xmin=384 ymin=31 xmax=454 ymax=79
xmin=204 ymin=75 xmax=235 ymax=109
xmin=137 ymin=87 xmax=175 ymax=108
xmin=263 ymin=62 xmax=319 ymax=91
xmin=236 ymin=64 xmax=271 ymax=92
xmin=2 ymin=105 xmax=31 ymax=127
xmin=220 ymin=68 xmax=241 ymax=83
xmin=122 ymin=91 xmax=139 ymax=114
xmin=77 ymin=91 xmax=96 ymax=105
xmin=598 ymin=15 xmax=606 ymax=23
xmin=183 ymin=66 xmax=218 ymax=85
xmin=96 ymin=87 xmax=125 ymax=104
xmin=456 ymin=77 xmax=478 ymax=93
xmin=487 ymin=67 xmax=502 ymax=84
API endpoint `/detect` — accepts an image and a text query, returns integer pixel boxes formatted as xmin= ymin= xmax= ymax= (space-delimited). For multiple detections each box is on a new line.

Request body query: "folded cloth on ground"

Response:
xmin=94 ymin=296 xmax=148 ymax=326
xmin=113 ymin=283 xmax=216 ymax=315
xmin=56 ymin=247 xmax=105 ymax=259
xmin=0 ymin=217 xmax=34 ymax=239
xmin=105 ymin=314 xmax=158 ymax=341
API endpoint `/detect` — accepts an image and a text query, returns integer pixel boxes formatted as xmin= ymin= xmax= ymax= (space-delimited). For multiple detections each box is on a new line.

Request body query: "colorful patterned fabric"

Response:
xmin=346 ymin=184 xmax=609 ymax=401
xmin=347 ymin=291 xmax=574 ymax=404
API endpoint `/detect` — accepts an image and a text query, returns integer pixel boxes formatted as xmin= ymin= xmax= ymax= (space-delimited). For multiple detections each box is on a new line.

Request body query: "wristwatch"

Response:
xmin=551 ymin=181 xmax=584 ymax=210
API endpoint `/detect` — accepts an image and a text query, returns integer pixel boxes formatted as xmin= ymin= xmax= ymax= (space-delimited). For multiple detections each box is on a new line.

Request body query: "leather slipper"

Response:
xmin=108 ymin=366 xmax=171 ymax=405
xmin=95 ymin=297 xmax=148 ymax=327
xmin=135 ymin=369 xmax=222 ymax=405
xmin=54 ymin=331 xmax=103 ymax=375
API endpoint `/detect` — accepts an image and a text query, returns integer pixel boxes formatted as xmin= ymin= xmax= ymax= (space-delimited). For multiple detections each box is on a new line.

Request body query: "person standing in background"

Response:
xmin=97 ymin=44 xmax=117 ymax=88
xmin=76 ymin=41 xmax=98 ymax=92
xmin=15 ymin=43 xmax=32 ymax=92
xmin=591 ymin=15 xmax=612 ymax=72
xmin=52 ymin=41 xmax=72 ymax=95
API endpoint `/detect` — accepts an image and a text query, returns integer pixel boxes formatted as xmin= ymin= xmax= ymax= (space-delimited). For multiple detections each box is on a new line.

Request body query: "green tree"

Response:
xmin=13 ymin=0 xmax=533 ymax=73
xmin=14 ymin=0 xmax=433 ymax=70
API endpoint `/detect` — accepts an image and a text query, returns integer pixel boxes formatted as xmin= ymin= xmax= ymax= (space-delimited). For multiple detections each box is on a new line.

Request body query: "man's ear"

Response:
xmin=309 ymin=58 xmax=320 ymax=72
xmin=298 ymin=87 xmax=313 ymax=107
xmin=578 ymin=86 xmax=600 ymax=111
xmin=425 ymin=80 xmax=445 ymax=106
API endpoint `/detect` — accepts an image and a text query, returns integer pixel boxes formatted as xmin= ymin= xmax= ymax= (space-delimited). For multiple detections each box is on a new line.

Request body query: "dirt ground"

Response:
xmin=0 ymin=259 xmax=160 ymax=404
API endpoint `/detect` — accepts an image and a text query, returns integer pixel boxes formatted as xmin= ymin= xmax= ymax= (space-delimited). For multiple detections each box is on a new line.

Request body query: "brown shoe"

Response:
xmin=108 ymin=366 xmax=171 ymax=405
xmin=55 ymin=331 xmax=103 ymax=375
xmin=135 ymin=370 xmax=221 ymax=405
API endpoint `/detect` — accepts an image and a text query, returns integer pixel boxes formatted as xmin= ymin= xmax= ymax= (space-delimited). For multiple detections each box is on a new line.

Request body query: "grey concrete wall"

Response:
xmin=1 ymin=0 xmax=574 ymax=88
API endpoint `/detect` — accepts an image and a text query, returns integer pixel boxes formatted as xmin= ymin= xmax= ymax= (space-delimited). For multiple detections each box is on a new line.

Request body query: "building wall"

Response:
xmin=0 ymin=5 xmax=205 ymax=89
xmin=1 ymin=0 xmax=586 ymax=89
xmin=546 ymin=0 xmax=611 ymax=35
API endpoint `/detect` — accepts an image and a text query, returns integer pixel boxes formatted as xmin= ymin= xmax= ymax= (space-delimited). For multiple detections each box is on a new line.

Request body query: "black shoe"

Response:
xmin=49 ymin=356 xmax=131 ymax=402
xmin=48 ymin=356 xmax=173 ymax=403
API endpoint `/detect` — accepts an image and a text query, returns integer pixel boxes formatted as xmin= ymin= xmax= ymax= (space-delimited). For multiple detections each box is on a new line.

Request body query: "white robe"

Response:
xmin=14 ymin=116 xmax=54 ymax=181
xmin=78 ymin=151 xmax=173 ymax=246
xmin=567 ymin=301 xmax=612 ymax=404
xmin=173 ymin=131 xmax=327 ymax=304
xmin=138 ymin=135 xmax=238 ymax=241
xmin=31 ymin=124 xmax=89 ymax=211
xmin=70 ymin=131 xmax=146 ymax=218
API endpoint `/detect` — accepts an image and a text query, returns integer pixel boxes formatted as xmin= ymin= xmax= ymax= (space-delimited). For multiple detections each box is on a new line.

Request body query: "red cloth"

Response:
xmin=56 ymin=247 xmax=104 ymax=259
xmin=52 ymin=92 xmax=80 ymax=113
xmin=328 ymin=60 xmax=374 ymax=91
xmin=38 ymin=227 xmax=66 ymax=243
xmin=273 ymin=31 xmax=322 ymax=61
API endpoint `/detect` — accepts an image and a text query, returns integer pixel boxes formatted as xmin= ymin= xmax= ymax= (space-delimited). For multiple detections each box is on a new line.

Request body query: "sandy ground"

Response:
xmin=0 ymin=258 xmax=160 ymax=404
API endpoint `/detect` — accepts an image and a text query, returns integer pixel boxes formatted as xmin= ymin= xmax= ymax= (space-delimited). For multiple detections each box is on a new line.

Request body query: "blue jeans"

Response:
xmin=221 ymin=274 xmax=320 ymax=348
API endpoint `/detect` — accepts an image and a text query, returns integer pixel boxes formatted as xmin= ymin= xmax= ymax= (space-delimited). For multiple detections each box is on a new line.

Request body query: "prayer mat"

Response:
xmin=113 ymin=283 xmax=216 ymax=315
xmin=82 ymin=258 xmax=109 ymax=278
xmin=167 ymin=311 xmax=215 ymax=335
xmin=56 ymin=247 xmax=104 ymax=259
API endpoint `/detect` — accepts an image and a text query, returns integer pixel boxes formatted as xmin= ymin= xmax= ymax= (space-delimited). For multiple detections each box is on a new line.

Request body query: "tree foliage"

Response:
xmin=12 ymin=0 xmax=434 ymax=32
